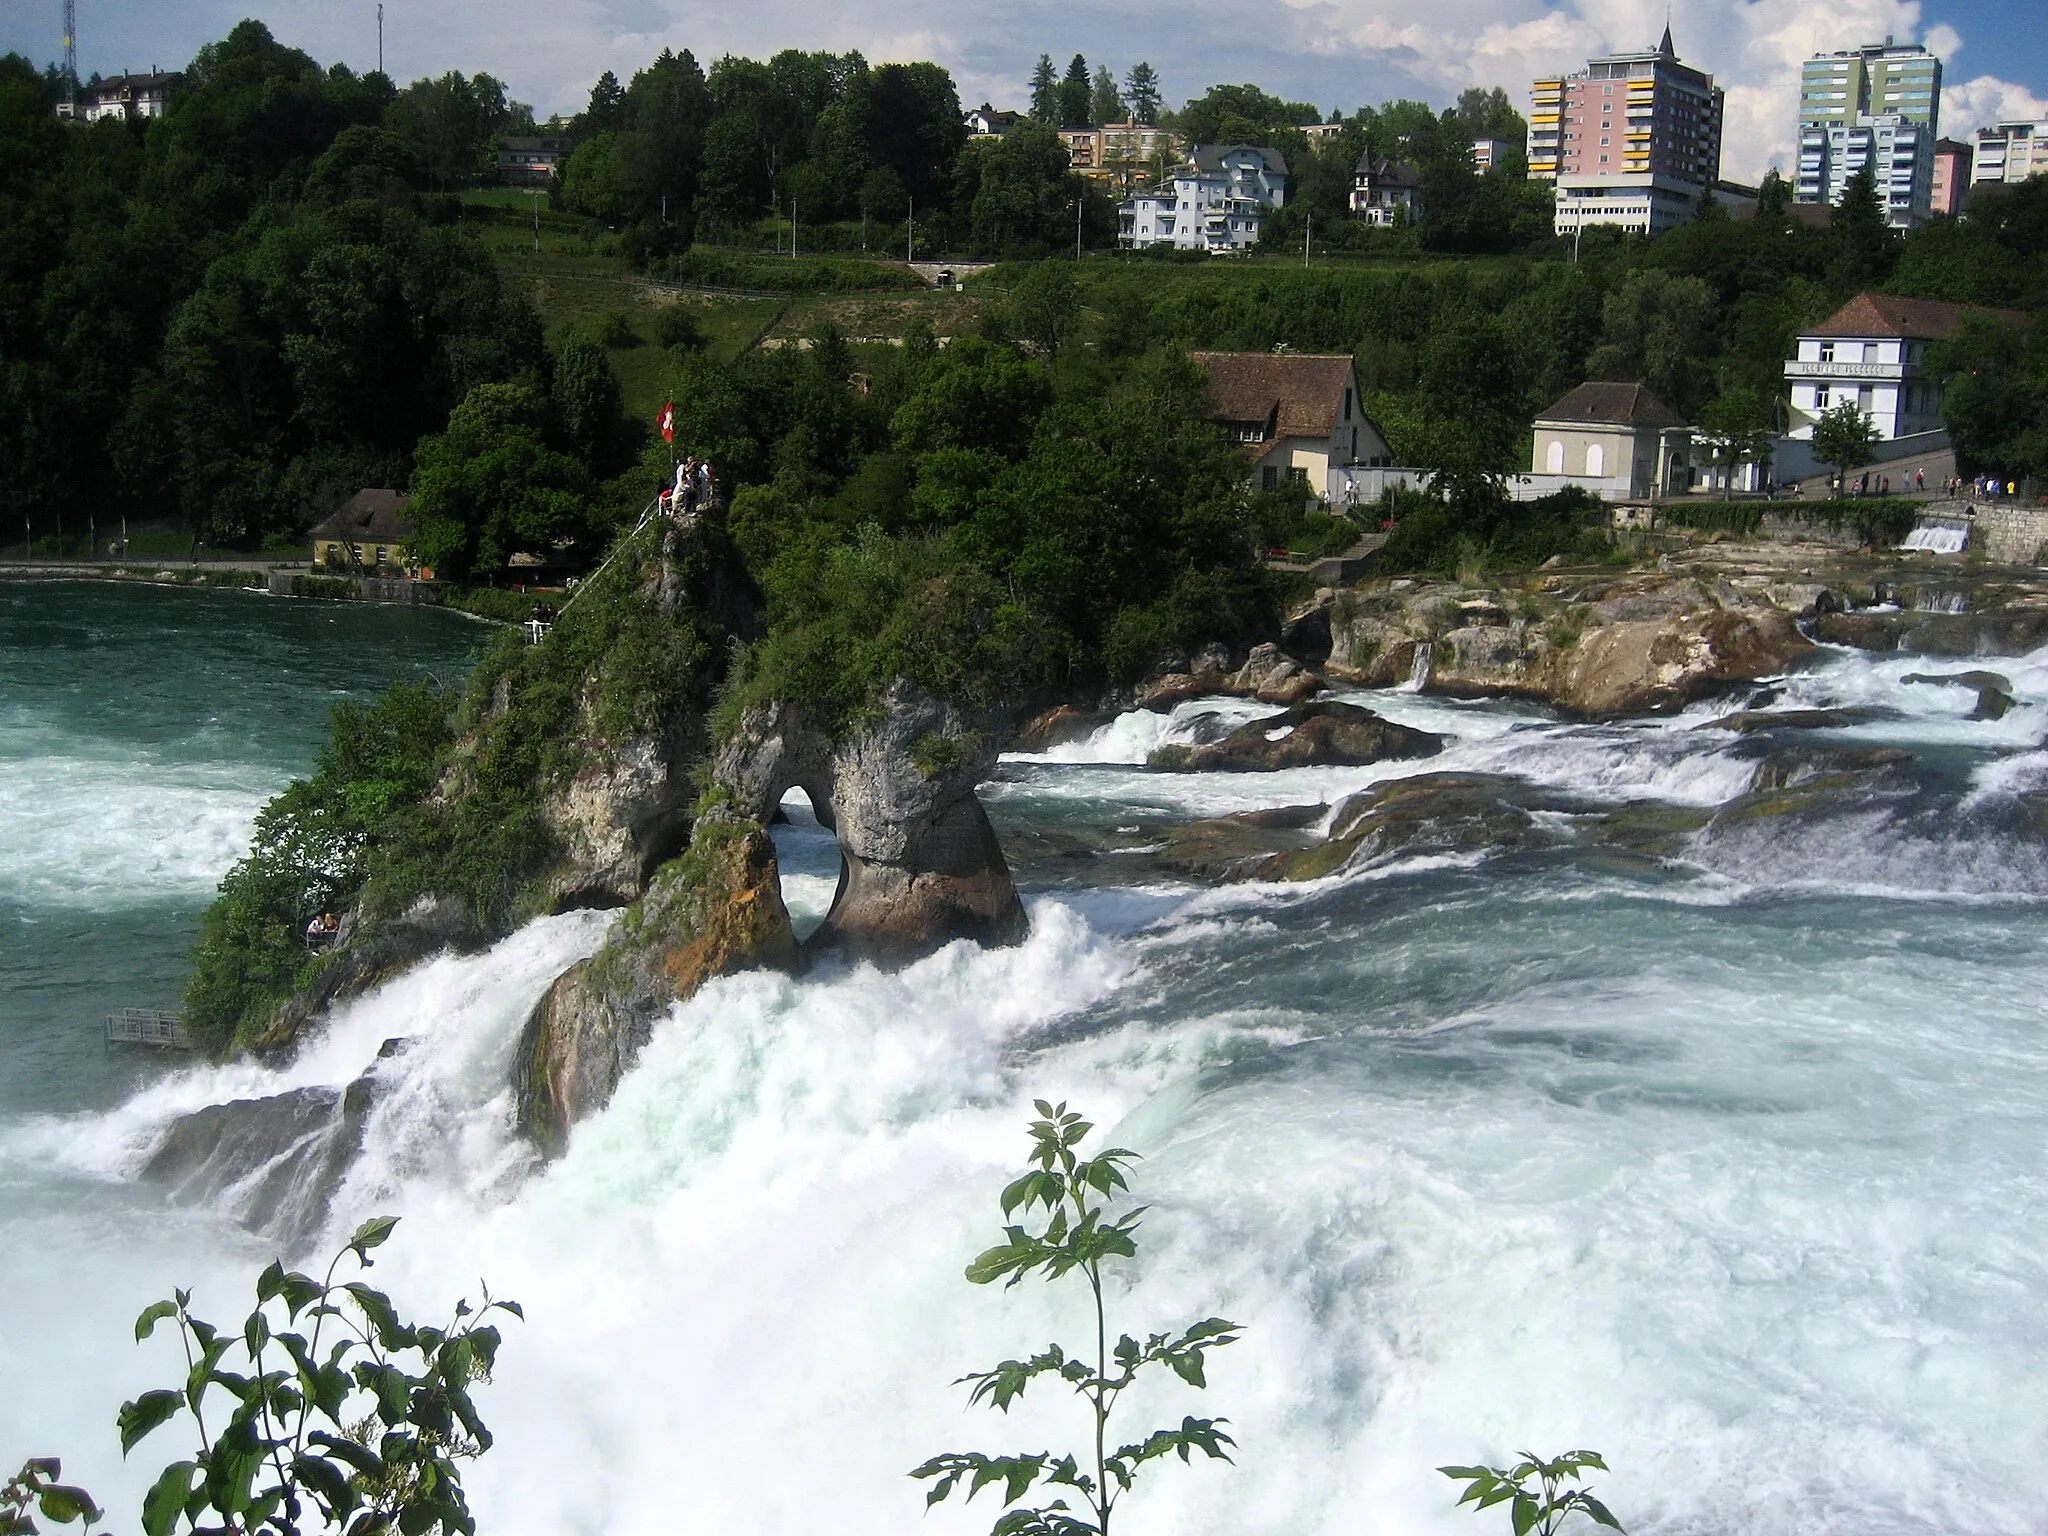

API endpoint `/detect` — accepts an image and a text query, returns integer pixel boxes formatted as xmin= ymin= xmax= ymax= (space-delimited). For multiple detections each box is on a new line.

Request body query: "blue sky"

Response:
xmin=4 ymin=0 xmax=2045 ymax=180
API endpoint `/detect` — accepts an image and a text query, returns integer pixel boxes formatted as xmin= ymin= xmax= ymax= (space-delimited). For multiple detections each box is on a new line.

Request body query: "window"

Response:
xmin=1261 ymin=466 xmax=1278 ymax=491
xmin=1818 ymin=341 xmax=1835 ymax=362
xmin=1586 ymin=442 xmax=1605 ymax=477
xmin=1343 ymin=387 xmax=1353 ymax=421
xmin=1546 ymin=439 xmax=1565 ymax=473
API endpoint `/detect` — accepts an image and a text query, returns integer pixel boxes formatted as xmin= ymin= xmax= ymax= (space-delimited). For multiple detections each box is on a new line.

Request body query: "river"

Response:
xmin=2 ymin=581 xmax=2045 ymax=1535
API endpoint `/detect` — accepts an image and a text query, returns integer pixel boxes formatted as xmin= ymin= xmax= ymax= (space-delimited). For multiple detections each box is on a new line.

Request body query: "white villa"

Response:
xmin=1119 ymin=145 xmax=1289 ymax=253
xmin=1783 ymin=292 xmax=2023 ymax=443
xmin=1190 ymin=350 xmax=1390 ymax=498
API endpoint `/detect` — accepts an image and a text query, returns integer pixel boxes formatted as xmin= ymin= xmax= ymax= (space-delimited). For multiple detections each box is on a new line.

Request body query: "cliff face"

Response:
xmin=515 ymin=820 xmax=804 ymax=1157
xmin=715 ymin=678 xmax=1028 ymax=965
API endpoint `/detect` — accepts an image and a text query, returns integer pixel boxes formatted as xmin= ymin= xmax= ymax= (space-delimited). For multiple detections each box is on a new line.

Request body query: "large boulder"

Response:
xmin=1151 ymin=700 xmax=1442 ymax=772
xmin=1814 ymin=608 xmax=2048 ymax=657
xmin=816 ymin=681 xmax=1027 ymax=963
xmin=1262 ymin=773 xmax=1541 ymax=880
xmin=515 ymin=820 xmax=804 ymax=1156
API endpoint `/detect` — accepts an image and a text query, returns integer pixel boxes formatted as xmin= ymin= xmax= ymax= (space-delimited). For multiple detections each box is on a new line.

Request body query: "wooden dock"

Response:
xmin=105 ymin=1008 xmax=191 ymax=1050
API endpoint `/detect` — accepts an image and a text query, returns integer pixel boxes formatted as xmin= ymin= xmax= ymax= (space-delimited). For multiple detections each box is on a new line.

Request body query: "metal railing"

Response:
xmin=105 ymin=1008 xmax=191 ymax=1050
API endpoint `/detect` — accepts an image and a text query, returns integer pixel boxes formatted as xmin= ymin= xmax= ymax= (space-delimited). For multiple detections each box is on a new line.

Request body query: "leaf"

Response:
xmin=134 ymin=1300 xmax=180 ymax=1342
xmin=35 ymin=1487 xmax=101 ymax=1526
xmin=342 ymin=1283 xmax=409 ymax=1350
xmin=140 ymin=1462 xmax=197 ymax=1536
xmin=118 ymin=1389 xmax=185 ymax=1455
xmin=291 ymin=1453 xmax=356 ymax=1518
xmin=1511 ymin=1491 xmax=1541 ymax=1536
xmin=1578 ymin=1494 xmax=1625 ymax=1531
xmin=308 ymin=1431 xmax=385 ymax=1479
xmin=349 ymin=1216 xmax=400 ymax=1256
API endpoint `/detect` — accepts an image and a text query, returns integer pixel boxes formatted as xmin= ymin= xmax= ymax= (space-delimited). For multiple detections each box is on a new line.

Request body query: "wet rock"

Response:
xmin=1744 ymin=745 xmax=1914 ymax=795
xmin=1814 ymin=609 xmax=2048 ymax=657
xmin=1702 ymin=707 xmax=1886 ymax=733
xmin=1135 ymin=642 xmax=1325 ymax=711
xmin=1154 ymin=804 xmax=1328 ymax=881
xmin=515 ymin=820 xmax=804 ymax=1156
xmin=816 ymin=681 xmax=1028 ymax=963
xmin=243 ymin=896 xmax=478 ymax=1056
xmin=1152 ymin=701 xmax=1442 ymax=773
xmin=1262 ymin=773 xmax=1537 ymax=880
xmin=1765 ymin=583 xmax=1842 ymax=618
xmin=1010 ymin=704 xmax=1117 ymax=753
xmin=141 ymin=1075 xmax=377 ymax=1248
xmin=1901 ymin=670 xmax=2017 ymax=721
xmin=1579 ymin=803 xmax=1714 ymax=857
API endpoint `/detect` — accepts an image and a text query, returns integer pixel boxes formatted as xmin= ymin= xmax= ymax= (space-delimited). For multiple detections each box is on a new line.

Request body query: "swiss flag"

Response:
xmin=658 ymin=400 xmax=676 ymax=444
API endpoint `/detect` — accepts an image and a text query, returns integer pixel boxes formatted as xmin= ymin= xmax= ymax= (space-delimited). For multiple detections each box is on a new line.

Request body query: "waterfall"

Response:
xmin=1399 ymin=642 xmax=1433 ymax=693
xmin=1900 ymin=524 xmax=1967 ymax=555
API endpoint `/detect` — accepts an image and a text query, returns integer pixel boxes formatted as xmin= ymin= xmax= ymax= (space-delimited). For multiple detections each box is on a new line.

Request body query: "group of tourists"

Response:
xmin=660 ymin=456 xmax=716 ymax=520
xmin=304 ymin=911 xmax=340 ymax=950
xmin=1951 ymin=473 xmax=2022 ymax=500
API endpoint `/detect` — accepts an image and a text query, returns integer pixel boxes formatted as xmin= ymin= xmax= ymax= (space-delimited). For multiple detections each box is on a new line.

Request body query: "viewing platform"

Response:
xmin=104 ymin=1008 xmax=191 ymax=1050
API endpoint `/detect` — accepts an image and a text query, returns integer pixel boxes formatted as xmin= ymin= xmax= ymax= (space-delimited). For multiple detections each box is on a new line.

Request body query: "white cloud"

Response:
xmin=1942 ymin=74 xmax=2048 ymax=138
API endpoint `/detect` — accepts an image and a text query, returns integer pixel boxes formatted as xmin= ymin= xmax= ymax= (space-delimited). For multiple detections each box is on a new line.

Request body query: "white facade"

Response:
xmin=1973 ymin=121 xmax=2048 ymax=186
xmin=1794 ymin=41 xmax=1940 ymax=227
xmin=1554 ymin=176 xmax=1701 ymax=236
xmin=81 ymin=71 xmax=177 ymax=121
xmin=1119 ymin=146 xmax=1287 ymax=252
xmin=1783 ymin=334 xmax=1942 ymax=442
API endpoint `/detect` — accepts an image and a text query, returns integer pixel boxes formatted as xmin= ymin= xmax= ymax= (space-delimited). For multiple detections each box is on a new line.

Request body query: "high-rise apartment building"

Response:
xmin=1793 ymin=40 xmax=1941 ymax=227
xmin=1530 ymin=28 xmax=1724 ymax=237
xmin=1930 ymin=138 xmax=1973 ymax=215
xmin=1972 ymin=121 xmax=2048 ymax=186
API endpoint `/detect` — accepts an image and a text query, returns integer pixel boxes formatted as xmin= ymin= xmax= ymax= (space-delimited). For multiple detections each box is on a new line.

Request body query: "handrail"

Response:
xmin=553 ymin=496 xmax=664 ymax=621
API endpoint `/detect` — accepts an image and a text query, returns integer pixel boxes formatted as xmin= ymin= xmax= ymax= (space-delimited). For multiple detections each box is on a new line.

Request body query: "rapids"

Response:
xmin=4 ymin=582 xmax=2048 ymax=1536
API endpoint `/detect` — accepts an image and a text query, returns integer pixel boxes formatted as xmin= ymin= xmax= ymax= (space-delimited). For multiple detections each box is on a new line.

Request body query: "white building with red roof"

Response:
xmin=1784 ymin=292 xmax=2027 ymax=443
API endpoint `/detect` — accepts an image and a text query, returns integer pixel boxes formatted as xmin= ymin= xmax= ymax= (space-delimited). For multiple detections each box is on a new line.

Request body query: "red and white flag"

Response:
xmin=658 ymin=400 xmax=676 ymax=444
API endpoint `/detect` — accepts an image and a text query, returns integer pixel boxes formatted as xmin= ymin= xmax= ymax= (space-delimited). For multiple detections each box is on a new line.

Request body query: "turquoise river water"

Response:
xmin=2 ymin=580 xmax=2046 ymax=1536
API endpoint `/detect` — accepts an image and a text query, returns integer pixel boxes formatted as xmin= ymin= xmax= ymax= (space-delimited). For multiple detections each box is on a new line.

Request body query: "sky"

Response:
xmin=5 ymin=0 xmax=2046 ymax=184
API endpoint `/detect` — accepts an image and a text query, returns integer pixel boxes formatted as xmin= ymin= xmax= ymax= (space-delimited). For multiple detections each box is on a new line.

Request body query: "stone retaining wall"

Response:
xmin=1972 ymin=504 xmax=2048 ymax=566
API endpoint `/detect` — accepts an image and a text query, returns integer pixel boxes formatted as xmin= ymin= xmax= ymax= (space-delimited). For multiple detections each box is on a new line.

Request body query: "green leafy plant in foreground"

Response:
xmin=1440 ymin=1450 xmax=1624 ymax=1536
xmin=912 ymin=1101 xmax=1242 ymax=1536
xmin=115 ymin=1216 xmax=518 ymax=1536
xmin=1 ymin=1458 xmax=103 ymax=1534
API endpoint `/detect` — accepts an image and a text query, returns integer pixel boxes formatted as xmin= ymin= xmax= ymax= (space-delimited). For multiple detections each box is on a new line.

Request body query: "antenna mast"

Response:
xmin=62 ymin=0 xmax=77 ymax=115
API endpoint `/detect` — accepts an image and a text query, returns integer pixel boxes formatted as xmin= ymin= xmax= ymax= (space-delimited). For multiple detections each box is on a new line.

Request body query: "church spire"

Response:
xmin=1658 ymin=20 xmax=1676 ymax=56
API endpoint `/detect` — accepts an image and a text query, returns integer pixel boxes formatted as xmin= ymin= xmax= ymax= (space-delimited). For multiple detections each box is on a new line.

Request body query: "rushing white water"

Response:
xmin=1899 ymin=525 xmax=1968 ymax=555
xmin=9 ymin=611 xmax=2048 ymax=1536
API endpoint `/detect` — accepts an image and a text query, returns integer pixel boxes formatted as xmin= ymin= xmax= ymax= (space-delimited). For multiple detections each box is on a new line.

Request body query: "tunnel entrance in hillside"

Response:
xmin=767 ymin=787 xmax=845 ymax=943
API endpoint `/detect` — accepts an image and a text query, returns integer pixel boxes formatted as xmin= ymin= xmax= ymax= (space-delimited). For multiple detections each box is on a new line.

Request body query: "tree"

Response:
xmin=384 ymin=70 xmax=509 ymax=189
xmin=1090 ymin=67 xmax=1124 ymax=127
xmin=584 ymin=69 xmax=626 ymax=133
xmin=1059 ymin=54 xmax=1092 ymax=129
xmin=1029 ymin=55 xmax=1059 ymax=123
xmin=1123 ymin=62 xmax=1161 ymax=124
xmin=1454 ymin=85 xmax=1524 ymax=144
xmin=1012 ymin=261 xmax=1082 ymax=360
xmin=1173 ymin=83 xmax=1319 ymax=146
xmin=966 ymin=122 xmax=1081 ymax=257
xmin=408 ymin=382 xmax=595 ymax=577
xmin=1585 ymin=268 xmax=1718 ymax=416
xmin=1929 ymin=313 xmax=2048 ymax=479
xmin=861 ymin=62 xmax=966 ymax=207
xmin=1812 ymin=400 xmax=1880 ymax=494
xmin=1697 ymin=386 xmax=1774 ymax=497
xmin=912 ymin=1102 xmax=1242 ymax=1536
xmin=1829 ymin=164 xmax=1896 ymax=288
xmin=1756 ymin=167 xmax=1789 ymax=218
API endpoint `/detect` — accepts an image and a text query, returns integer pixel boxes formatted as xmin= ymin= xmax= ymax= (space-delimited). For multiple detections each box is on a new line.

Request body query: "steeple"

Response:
xmin=1658 ymin=21 xmax=1676 ymax=57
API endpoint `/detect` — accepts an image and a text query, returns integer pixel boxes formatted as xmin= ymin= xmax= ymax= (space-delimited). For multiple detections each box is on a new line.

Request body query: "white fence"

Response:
xmin=1327 ymin=466 xmax=1638 ymax=505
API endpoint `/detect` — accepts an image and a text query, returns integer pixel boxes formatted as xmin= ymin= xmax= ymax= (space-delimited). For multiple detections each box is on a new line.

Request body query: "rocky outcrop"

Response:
xmin=1149 ymin=700 xmax=1442 ymax=773
xmin=515 ymin=820 xmax=804 ymax=1157
xmin=712 ymin=681 xmax=1026 ymax=966
xmin=1902 ymin=670 xmax=2017 ymax=720
xmin=1262 ymin=774 xmax=1541 ymax=881
xmin=1154 ymin=804 xmax=1328 ymax=881
xmin=1813 ymin=608 xmax=2048 ymax=657
xmin=242 ymin=897 xmax=477 ymax=1056
xmin=810 ymin=681 xmax=1028 ymax=962
xmin=1701 ymin=706 xmax=1886 ymax=734
xmin=1010 ymin=705 xmax=1117 ymax=753
xmin=1322 ymin=574 xmax=1813 ymax=716
xmin=1134 ymin=642 xmax=1325 ymax=711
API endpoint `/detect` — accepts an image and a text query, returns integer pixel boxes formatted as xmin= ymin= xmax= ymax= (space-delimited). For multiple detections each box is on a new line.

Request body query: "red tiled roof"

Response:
xmin=1534 ymin=381 xmax=1688 ymax=429
xmin=1189 ymin=351 xmax=1357 ymax=439
xmin=1806 ymin=292 xmax=2029 ymax=340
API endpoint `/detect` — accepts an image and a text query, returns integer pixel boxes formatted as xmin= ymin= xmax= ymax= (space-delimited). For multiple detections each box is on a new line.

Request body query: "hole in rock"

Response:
xmin=768 ymin=787 xmax=843 ymax=942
